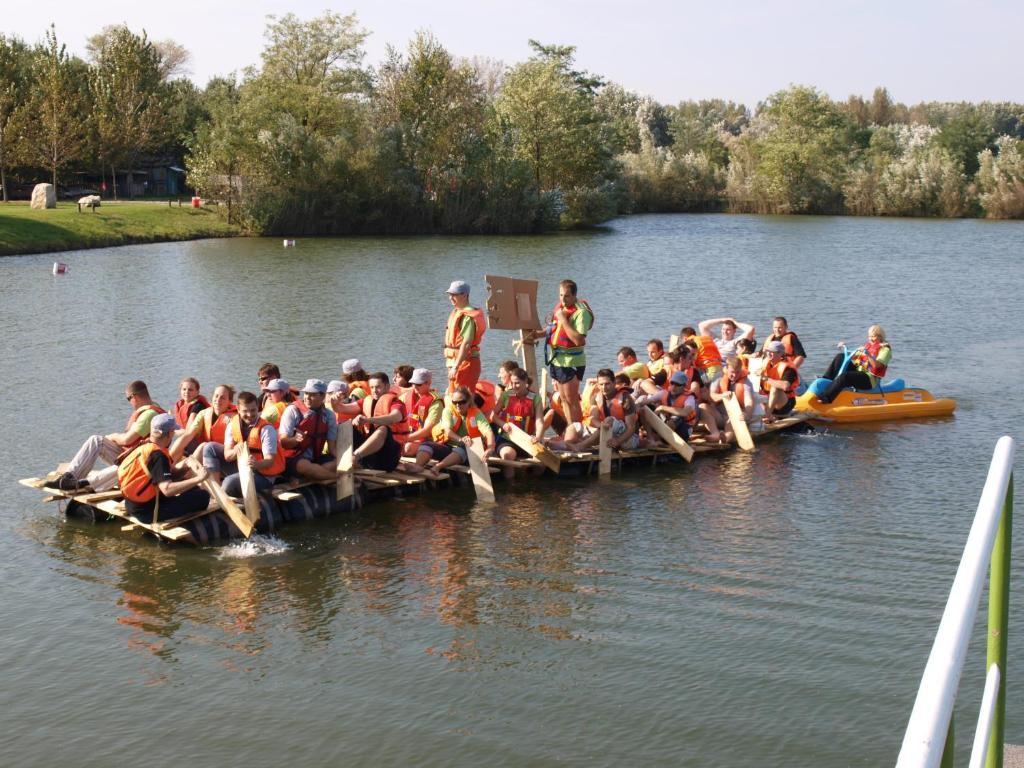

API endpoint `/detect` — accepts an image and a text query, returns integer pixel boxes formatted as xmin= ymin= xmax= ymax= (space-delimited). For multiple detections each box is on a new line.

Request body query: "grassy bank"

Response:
xmin=0 ymin=201 xmax=240 ymax=256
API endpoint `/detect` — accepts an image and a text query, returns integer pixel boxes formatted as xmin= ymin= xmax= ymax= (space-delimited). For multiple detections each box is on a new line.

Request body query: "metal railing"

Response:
xmin=896 ymin=436 xmax=1015 ymax=768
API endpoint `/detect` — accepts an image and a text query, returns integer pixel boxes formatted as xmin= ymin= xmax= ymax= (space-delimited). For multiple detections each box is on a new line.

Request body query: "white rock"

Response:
xmin=30 ymin=183 xmax=56 ymax=209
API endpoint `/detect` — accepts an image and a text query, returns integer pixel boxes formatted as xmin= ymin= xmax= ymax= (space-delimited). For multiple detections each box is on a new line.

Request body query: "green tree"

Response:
xmin=0 ymin=35 xmax=30 ymax=202
xmin=186 ymin=77 xmax=249 ymax=223
xmin=976 ymin=136 xmax=1024 ymax=218
xmin=89 ymin=26 xmax=167 ymax=198
xmin=935 ymin=106 xmax=993 ymax=176
xmin=16 ymin=26 xmax=88 ymax=190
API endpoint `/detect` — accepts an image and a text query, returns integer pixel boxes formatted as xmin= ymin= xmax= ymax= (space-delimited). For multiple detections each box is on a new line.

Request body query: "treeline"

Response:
xmin=2 ymin=14 xmax=1024 ymax=233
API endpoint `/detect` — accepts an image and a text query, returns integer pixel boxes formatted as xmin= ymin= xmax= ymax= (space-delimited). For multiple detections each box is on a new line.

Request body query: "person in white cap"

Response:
xmin=116 ymin=412 xmax=210 ymax=523
xmin=443 ymin=280 xmax=486 ymax=392
xmin=260 ymin=378 xmax=293 ymax=425
xmin=397 ymin=368 xmax=444 ymax=455
xmin=279 ymin=379 xmax=338 ymax=480
xmin=341 ymin=359 xmax=370 ymax=401
xmin=759 ymin=340 xmax=800 ymax=422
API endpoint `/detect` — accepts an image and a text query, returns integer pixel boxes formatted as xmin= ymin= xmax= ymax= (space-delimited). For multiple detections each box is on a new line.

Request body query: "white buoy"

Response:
xmin=283 ymin=239 xmax=296 ymax=247
xmin=52 ymin=262 xmax=68 ymax=275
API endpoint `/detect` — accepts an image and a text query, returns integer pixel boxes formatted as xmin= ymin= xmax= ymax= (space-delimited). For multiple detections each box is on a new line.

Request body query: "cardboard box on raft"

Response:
xmin=484 ymin=275 xmax=542 ymax=331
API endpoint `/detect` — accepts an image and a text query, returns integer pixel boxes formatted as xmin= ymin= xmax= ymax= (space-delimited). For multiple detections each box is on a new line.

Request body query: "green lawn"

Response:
xmin=0 ymin=201 xmax=240 ymax=256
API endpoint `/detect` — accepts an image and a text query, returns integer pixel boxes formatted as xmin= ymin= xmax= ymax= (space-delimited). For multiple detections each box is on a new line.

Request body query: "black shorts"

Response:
xmin=771 ymin=397 xmax=796 ymax=416
xmin=353 ymin=427 xmax=402 ymax=472
xmin=285 ymin=450 xmax=334 ymax=477
xmin=496 ymin=433 xmax=530 ymax=458
xmin=549 ymin=364 xmax=586 ymax=384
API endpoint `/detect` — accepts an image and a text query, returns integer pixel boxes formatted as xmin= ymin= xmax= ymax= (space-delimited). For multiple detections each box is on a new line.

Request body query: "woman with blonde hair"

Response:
xmin=817 ymin=325 xmax=892 ymax=403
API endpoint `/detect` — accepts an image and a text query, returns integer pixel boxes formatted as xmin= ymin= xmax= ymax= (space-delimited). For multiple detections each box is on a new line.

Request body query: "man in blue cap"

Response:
xmin=279 ymin=378 xmax=338 ymax=481
xmin=443 ymin=280 xmax=486 ymax=393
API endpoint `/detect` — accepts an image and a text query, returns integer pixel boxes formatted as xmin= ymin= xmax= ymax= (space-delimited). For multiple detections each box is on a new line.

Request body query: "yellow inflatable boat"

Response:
xmin=795 ymin=381 xmax=956 ymax=423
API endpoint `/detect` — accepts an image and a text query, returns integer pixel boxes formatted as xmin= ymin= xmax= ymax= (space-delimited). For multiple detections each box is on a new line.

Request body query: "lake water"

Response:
xmin=2 ymin=213 xmax=1023 ymax=766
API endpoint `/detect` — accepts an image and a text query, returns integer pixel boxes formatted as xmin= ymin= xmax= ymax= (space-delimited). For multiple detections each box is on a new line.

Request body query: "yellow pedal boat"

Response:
xmin=794 ymin=381 xmax=956 ymax=423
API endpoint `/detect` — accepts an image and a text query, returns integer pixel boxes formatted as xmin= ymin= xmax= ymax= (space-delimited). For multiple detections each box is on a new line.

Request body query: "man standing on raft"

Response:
xmin=443 ymin=280 xmax=486 ymax=393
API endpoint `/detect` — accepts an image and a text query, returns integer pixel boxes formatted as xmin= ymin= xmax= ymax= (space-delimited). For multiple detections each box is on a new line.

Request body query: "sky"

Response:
xmin=2 ymin=0 xmax=1021 ymax=108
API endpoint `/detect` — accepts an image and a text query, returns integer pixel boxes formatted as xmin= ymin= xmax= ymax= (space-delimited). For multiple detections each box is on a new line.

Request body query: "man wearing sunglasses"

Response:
xmin=405 ymin=386 xmax=495 ymax=476
xmin=45 ymin=380 xmax=165 ymax=493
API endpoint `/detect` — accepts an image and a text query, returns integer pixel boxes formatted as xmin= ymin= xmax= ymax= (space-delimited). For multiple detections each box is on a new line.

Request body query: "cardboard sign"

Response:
xmin=484 ymin=275 xmax=542 ymax=330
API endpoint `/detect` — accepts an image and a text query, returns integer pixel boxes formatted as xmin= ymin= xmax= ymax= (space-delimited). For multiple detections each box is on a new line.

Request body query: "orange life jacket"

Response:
xmin=174 ymin=396 xmax=209 ymax=434
xmin=195 ymin=406 xmax=236 ymax=445
xmin=475 ymin=379 xmax=497 ymax=415
xmin=666 ymin=391 xmax=697 ymax=425
xmin=436 ymin=404 xmax=484 ymax=442
xmin=501 ymin=391 xmax=539 ymax=434
xmin=550 ymin=299 xmax=593 ymax=350
xmin=760 ymin=361 xmax=800 ymax=397
xmin=712 ymin=375 xmax=749 ymax=408
xmin=597 ymin=387 xmax=632 ymax=422
xmin=852 ymin=341 xmax=889 ymax=378
xmin=346 ymin=380 xmax=370 ymax=400
xmin=687 ymin=335 xmax=723 ymax=371
xmin=444 ymin=306 xmax=486 ymax=359
xmin=117 ymin=442 xmax=171 ymax=503
xmin=124 ymin=404 xmax=166 ymax=448
xmin=360 ymin=393 xmax=408 ymax=436
xmin=229 ymin=416 xmax=285 ymax=477
xmin=768 ymin=331 xmax=801 ymax=361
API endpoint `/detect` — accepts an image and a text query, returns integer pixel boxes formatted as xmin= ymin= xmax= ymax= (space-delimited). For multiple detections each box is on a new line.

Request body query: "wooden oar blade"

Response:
xmin=598 ymin=423 xmax=612 ymax=475
xmin=335 ymin=421 xmax=354 ymax=502
xmin=723 ymin=394 xmax=755 ymax=451
xmin=185 ymin=456 xmax=254 ymax=538
xmin=467 ymin=438 xmax=496 ymax=502
xmin=505 ymin=423 xmax=561 ymax=474
xmin=640 ymin=407 xmax=695 ymax=463
xmin=236 ymin=442 xmax=261 ymax=523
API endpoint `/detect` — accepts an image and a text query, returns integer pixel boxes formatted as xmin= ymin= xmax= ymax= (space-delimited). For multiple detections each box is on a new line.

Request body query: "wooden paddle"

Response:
xmin=466 ymin=437 xmax=496 ymax=502
xmin=669 ymin=334 xmax=680 ymax=352
xmin=335 ymin=420 xmax=354 ymax=501
xmin=639 ymin=406 xmax=695 ymax=463
xmin=236 ymin=442 xmax=262 ymax=523
xmin=723 ymin=392 xmax=755 ymax=451
xmin=184 ymin=456 xmax=254 ymax=538
xmin=540 ymin=368 xmax=550 ymax=410
xmin=504 ymin=423 xmax=561 ymax=473
xmin=598 ymin=423 xmax=612 ymax=475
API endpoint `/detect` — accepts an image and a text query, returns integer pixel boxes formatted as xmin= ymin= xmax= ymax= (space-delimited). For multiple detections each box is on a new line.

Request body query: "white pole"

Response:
xmin=968 ymin=664 xmax=1001 ymax=768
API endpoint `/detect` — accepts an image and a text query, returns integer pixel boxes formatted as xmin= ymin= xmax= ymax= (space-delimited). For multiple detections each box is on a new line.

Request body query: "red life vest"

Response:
xmin=501 ymin=391 xmax=538 ymax=434
xmin=282 ymin=405 xmax=332 ymax=459
xmin=117 ymin=442 xmax=171 ymax=503
xmin=760 ymin=361 xmax=800 ymax=397
xmin=229 ymin=416 xmax=285 ymax=477
xmin=444 ymin=307 xmax=486 ymax=359
xmin=360 ymin=393 xmax=408 ymax=436
xmin=852 ymin=341 xmax=890 ymax=378
xmin=687 ymin=335 xmax=723 ymax=371
xmin=551 ymin=299 xmax=593 ymax=350
xmin=174 ymin=396 xmax=209 ymax=434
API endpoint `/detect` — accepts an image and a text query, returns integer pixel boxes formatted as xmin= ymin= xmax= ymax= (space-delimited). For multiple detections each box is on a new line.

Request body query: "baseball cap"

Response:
xmin=669 ymin=371 xmax=688 ymax=386
xmin=765 ymin=340 xmax=786 ymax=354
xmin=446 ymin=280 xmax=470 ymax=295
xmin=150 ymin=413 xmax=178 ymax=435
xmin=327 ymin=380 xmax=348 ymax=394
xmin=341 ymin=358 xmax=361 ymax=375
xmin=266 ymin=378 xmax=289 ymax=392
xmin=301 ymin=378 xmax=327 ymax=394
xmin=410 ymin=368 xmax=431 ymax=385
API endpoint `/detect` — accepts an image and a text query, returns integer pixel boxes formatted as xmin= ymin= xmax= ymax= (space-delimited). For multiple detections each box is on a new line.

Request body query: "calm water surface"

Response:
xmin=2 ymin=214 xmax=1023 ymax=766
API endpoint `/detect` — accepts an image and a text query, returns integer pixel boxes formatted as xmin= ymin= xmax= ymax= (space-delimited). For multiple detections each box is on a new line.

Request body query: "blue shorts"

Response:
xmin=549 ymin=364 xmax=586 ymax=384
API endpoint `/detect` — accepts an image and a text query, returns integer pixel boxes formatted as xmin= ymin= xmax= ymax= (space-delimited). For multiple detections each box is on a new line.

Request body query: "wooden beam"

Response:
xmin=518 ymin=329 xmax=538 ymax=386
xmin=723 ymin=393 xmax=755 ymax=451
xmin=236 ymin=442 xmax=261 ymax=523
xmin=466 ymin=438 xmax=496 ymax=502
xmin=504 ymin=423 xmax=561 ymax=473
xmin=540 ymin=367 xmax=550 ymax=409
xmin=669 ymin=334 xmax=680 ymax=352
xmin=185 ymin=456 xmax=254 ymax=538
xmin=639 ymin=407 xmax=695 ymax=463
xmin=335 ymin=420 xmax=354 ymax=501
xmin=599 ymin=423 xmax=612 ymax=476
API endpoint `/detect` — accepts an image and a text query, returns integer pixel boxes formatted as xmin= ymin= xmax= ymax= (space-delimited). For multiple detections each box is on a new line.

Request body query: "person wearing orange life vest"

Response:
xmin=443 ymin=280 xmax=486 ymax=392
xmin=218 ymin=391 xmax=285 ymax=496
xmin=523 ymin=279 xmax=594 ymax=426
xmin=818 ymin=325 xmax=893 ymax=404
xmin=117 ymin=413 xmax=210 ymax=523
xmin=406 ymin=385 xmax=495 ymax=476
xmin=279 ymin=379 xmax=338 ymax=481
xmin=760 ymin=340 xmax=801 ymax=422
xmin=680 ymin=326 xmax=725 ymax=382
xmin=185 ymin=384 xmax=238 ymax=466
xmin=260 ymin=378 xmax=294 ymax=425
xmin=257 ymin=363 xmax=305 ymax=413
xmin=567 ymin=370 xmax=642 ymax=453
xmin=493 ymin=367 xmax=544 ymax=478
xmin=396 ymin=368 xmax=445 ymax=456
xmin=708 ymin=358 xmax=756 ymax=443
xmin=341 ymin=359 xmax=371 ymax=402
xmin=45 ymin=379 xmax=166 ymax=493
xmin=350 ymin=372 xmax=407 ymax=472
xmin=759 ymin=316 xmax=807 ymax=369
xmin=652 ymin=370 xmax=700 ymax=441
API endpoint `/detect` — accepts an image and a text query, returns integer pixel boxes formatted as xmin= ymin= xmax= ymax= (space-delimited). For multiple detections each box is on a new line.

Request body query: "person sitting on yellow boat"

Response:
xmin=118 ymin=413 xmax=210 ymax=523
xmin=760 ymin=341 xmax=800 ymax=422
xmin=818 ymin=325 xmax=893 ymax=404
